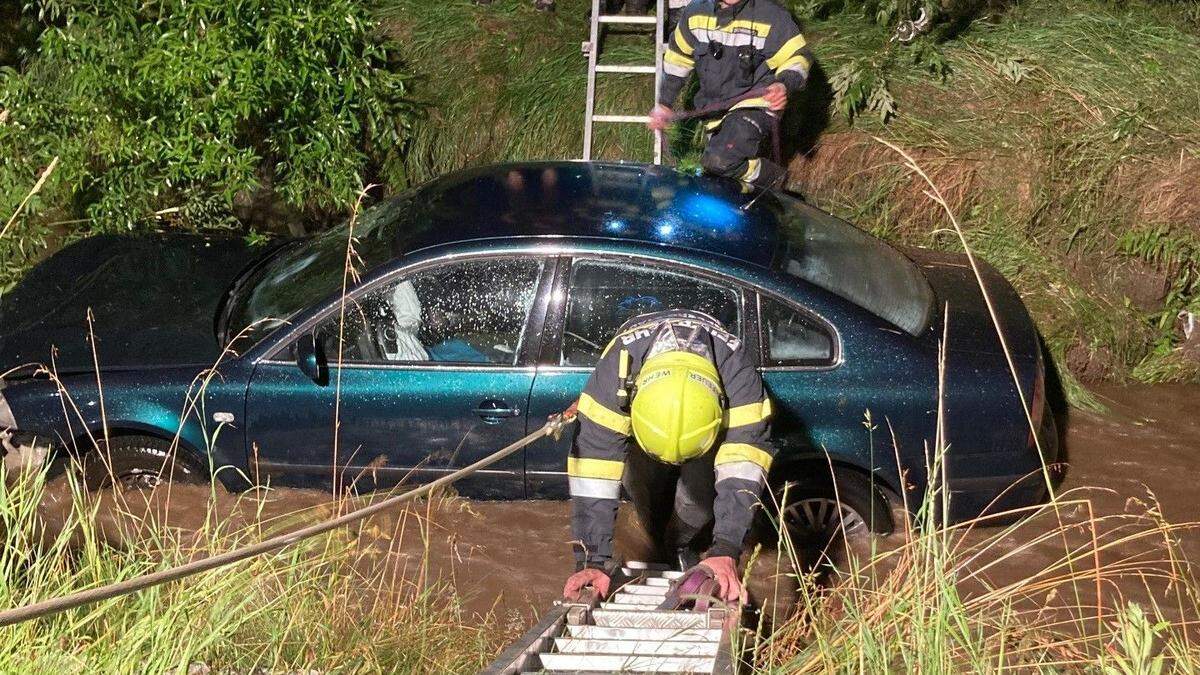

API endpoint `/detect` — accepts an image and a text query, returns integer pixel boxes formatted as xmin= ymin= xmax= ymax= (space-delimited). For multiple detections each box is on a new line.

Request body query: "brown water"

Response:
xmin=32 ymin=384 xmax=1200 ymax=633
xmin=436 ymin=384 xmax=1200 ymax=623
xmin=1061 ymin=384 xmax=1200 ymax=532
xmin=954 ymin=384 xmax=1200 ymax=629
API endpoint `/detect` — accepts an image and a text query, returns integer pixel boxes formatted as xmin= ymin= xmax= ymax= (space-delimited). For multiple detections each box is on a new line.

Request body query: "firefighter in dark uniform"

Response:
xmin=648 ymin=0 xmax=812 ymax=188
xmin=561 ymin=309 xmax=774 ymax=603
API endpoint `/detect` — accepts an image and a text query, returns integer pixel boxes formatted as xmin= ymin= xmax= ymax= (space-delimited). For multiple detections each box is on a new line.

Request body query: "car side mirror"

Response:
xmin=295 ymin=333 xmax=328 ymax=385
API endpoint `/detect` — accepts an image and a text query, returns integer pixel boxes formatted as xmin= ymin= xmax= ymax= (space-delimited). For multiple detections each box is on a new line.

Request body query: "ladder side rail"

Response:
xmin=653 ymin=0 xmax=665 ymax=164
xmin=581 ymin=0 xmax=603 ymax=160
xmin=478 ymin=604 xmax=569 ymax=675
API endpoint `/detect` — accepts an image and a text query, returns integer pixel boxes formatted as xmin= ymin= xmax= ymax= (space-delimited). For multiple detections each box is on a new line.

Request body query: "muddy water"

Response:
xmin=34 ymin=384 xmax=1200 ymax=635
xmin=1061 ymin=384 xmax=1200 ymax=535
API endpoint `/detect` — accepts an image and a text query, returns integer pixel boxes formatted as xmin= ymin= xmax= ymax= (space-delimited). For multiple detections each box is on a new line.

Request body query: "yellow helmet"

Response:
xmin=630 ymin=351 xmax=725 ymax=465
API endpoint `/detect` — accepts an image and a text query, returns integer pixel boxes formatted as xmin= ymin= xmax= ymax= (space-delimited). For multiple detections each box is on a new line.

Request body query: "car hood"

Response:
xmin=901 ymin=246 xmax=1040 ymax=360
xmin=0 ymin=233 xmax=269 ymax=375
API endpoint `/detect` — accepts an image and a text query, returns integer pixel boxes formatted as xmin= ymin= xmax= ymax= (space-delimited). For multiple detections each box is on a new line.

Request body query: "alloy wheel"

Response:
xmin=782 ymin=497 xmax=867 ymax=540
xmin=116 ymin=469 xmax=164 ymax=490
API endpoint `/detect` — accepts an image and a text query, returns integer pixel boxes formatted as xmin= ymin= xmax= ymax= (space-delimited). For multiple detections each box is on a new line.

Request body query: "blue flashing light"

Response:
xmin=605 ymin=218 xmax=626 ymax=232
xmin=657 ymin=223 xmax=675 ymax=237
xmin=679 ymin=193 xmax=743 ymax=230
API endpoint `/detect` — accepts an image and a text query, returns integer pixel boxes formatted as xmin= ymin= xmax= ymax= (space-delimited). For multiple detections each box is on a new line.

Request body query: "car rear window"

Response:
xmin=776 ymin=198 xmax=934 ymax=336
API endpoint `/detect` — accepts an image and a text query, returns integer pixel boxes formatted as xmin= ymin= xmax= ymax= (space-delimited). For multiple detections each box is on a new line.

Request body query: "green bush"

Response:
xmin=0 ymin=0 xmax=415 ymax=290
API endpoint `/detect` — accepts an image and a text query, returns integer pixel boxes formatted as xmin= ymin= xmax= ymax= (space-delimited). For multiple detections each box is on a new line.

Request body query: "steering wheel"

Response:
xmin=372 ymin=320 xmax=397 ymax=360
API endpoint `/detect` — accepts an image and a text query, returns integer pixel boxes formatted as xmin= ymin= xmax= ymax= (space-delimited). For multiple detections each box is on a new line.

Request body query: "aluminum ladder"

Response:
xmin=581 ymin=0 xmax=666 ymax=164
xmin=482 ymin=562 xmax=736 ymax=674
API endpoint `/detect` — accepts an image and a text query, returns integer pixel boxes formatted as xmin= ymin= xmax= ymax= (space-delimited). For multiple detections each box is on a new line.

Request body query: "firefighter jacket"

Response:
xmin=569 ymin=309 xmax=775 ymax=569
xmin=659 ymin=0 xmax=812 ymax=112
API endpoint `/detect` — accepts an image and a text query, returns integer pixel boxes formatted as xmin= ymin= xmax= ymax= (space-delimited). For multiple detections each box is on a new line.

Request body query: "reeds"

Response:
xmin=0 ymin=464 xmax=495 ymax=673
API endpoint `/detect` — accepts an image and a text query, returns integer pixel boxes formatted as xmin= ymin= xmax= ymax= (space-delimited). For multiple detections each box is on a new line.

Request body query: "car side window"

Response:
xmin=561 ymin=259 xmax=741 ymax=367
xmin=312 ymin=258 xmax=544 ymax=366
xmin=760 ymin=295 xmax=835 ymax=366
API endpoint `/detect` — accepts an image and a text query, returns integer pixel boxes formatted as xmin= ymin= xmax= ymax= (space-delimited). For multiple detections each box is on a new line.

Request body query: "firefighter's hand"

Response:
xmin=563 ymin=568 xmax=611 ymax=600
xmin=699 ymin=556 xmax=744 ymax=604
xmin=764 ymin=82 xmax=788 ymax=111
xmin=647 ymin=104 xmax=674 ymax=130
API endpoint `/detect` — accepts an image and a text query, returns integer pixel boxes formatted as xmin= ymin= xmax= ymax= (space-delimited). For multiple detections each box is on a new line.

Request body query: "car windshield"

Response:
xmin=774 ymin=195 xmax=934 ymax=336
xmin=223 ymin=194 xmax=426 ymax=347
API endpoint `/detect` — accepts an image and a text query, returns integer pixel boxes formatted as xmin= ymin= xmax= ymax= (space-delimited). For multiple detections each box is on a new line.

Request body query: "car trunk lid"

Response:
xmin=0 ymin=234 xmax=266 ymax=375
xmin=902 ymin=246 xmax=1041 ymax=362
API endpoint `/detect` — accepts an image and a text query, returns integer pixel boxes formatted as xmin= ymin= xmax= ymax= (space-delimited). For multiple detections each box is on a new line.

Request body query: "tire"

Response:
xmin=82 ymin=435 xmax=210 ymax=491
xmin=763 ymin=470 xmax=896 ymax=553
xmin=747 ymin=470 xmax=897 ymax=617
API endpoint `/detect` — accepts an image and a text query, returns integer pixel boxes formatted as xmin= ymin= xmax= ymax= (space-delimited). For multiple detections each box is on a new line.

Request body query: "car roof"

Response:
xmin=395 ymin=161 xmax=783 ymax=268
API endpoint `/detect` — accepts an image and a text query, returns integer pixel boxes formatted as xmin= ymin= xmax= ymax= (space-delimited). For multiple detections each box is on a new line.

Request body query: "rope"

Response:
xmin=664 ymin=87 xmax=783 ymax=166
xmin=0 ymin=414 xmax=576 ymax=627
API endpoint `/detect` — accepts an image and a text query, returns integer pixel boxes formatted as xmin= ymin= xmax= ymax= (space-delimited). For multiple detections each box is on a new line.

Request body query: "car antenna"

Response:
xmin=741 ymin=170 xmax=786 ymax=212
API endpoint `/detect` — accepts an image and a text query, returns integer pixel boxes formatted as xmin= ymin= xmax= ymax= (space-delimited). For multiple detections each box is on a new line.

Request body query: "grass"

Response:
xmin=0 ymin=465 xmax=497 ymax=673
xmin=748 ymin=482 xmax=1200 ymax=672
xmin=377 ymin=0 xmax=665 ymax=180
xmin=793 ymin=0 xmax=1200 ymax=391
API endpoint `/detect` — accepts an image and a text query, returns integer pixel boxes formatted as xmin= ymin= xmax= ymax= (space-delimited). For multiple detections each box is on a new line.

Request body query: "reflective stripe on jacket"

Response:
xmin=659 ymin=0 xmax=811 ymax=110
xmin=569 ymin=309 xmax=775 ymax=568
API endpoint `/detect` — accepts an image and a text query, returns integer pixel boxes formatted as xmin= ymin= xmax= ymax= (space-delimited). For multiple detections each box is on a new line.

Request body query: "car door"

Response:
xmin=524 ymin=256 xmax=748 ymax=498
xmin=754 ymin=292 xmax=846 ymax=467
xmin=243 ymin=255 xmax=551 ymax=498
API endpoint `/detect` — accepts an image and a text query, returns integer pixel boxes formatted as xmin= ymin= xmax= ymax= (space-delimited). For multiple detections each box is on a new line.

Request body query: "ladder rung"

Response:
xmin=593 ymin=609 xmax=710 ymax=629
xmin=598 ymin=15 xmax=658 ymax=24
xmin=554 ymin=638 xmax=721 ymax=656
xmin=593 ymin=114 xmax=651 ymax=123
xmin=595 ymin=64 xmax=657 ymax=74
xmin=539 ymin=653 xmax=716 ymax=672
xmin=616 ymin=584 xmax=670 ymax=596
xmin=566 ymin=626 xmax=722 ymax=641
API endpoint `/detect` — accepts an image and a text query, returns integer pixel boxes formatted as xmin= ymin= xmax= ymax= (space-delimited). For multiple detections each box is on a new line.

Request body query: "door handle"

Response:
xmin=473 ymin=399 xmax=520 ymax=424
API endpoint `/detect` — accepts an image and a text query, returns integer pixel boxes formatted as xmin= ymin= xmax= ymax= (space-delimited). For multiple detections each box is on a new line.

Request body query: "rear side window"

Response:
xmin=561 ymin=259 xmax=741 ymax=367
xmin=760 ymin=295 xmax=835 ymax=367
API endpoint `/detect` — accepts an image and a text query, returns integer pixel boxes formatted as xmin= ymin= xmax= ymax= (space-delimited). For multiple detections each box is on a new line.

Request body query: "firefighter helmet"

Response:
xmin=629 ymin=350 xmax=724 ymax=464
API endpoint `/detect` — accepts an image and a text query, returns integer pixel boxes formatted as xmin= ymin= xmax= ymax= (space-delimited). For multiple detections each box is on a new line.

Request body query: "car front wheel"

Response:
xmin=82 ymin=435 xmax=210 ymax=491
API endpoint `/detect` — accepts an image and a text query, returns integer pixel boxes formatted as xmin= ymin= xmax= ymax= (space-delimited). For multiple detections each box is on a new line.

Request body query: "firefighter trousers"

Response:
xmin=623 ymin=444 xmax=716 ymax=564
xmin=699 ymin=108 xmax=785 ymax=188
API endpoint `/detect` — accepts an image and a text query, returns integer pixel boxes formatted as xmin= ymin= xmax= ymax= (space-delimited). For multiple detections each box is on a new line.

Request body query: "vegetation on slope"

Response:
xmin=3 ymin=0 xmax=1197 ymax=390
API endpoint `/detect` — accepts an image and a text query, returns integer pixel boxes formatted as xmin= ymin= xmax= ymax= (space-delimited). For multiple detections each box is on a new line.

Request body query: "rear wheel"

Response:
xmin=82 ymin=435 xmax=210 ymax=491
xmin=765 ymin=470 xmax=896 ymax=557
xmin=748 ymin=471 xmax=898 ymax=621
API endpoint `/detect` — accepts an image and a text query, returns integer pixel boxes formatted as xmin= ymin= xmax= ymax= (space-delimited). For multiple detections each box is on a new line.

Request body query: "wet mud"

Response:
xmin=29 ymin=384 xmax=1200 ymax=637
